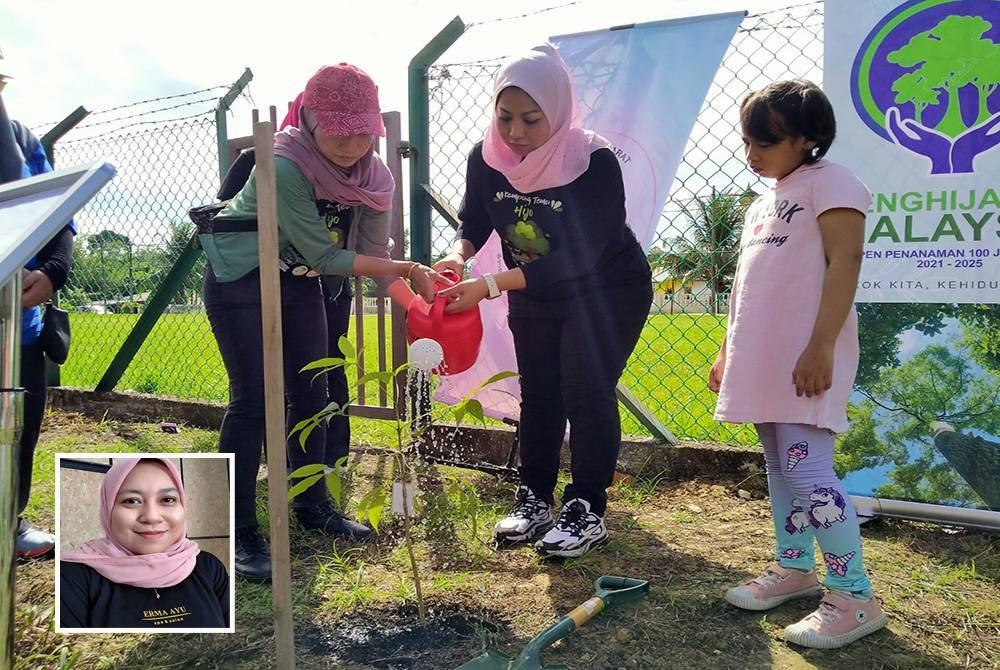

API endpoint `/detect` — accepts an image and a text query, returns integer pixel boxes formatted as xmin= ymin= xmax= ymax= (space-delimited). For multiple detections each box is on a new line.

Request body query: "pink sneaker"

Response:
xmin=725 ymin=563 xmax=822 ymax=611
xmin=784 ymin=590 xmax=887 ymax=649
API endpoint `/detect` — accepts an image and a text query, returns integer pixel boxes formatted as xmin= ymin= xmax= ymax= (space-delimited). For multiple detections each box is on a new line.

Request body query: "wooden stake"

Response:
xmin=253 ymin=120 xmax=296 ymax=669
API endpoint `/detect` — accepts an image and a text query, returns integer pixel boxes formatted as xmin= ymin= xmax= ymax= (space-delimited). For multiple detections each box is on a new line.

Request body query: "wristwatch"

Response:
xmin=482 ymin=273 xmax=501 ymax=300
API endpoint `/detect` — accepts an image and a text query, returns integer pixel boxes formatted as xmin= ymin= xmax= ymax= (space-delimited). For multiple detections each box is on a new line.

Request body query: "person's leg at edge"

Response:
xmin=773 ymin=423 xmax=872 ymax=597
xmin=508 ymin=313 xmax=565 ymax=506
xmin=322 ymin=285 xmax=353 ymax=470
xmin=281 ymin=273 xmax=330 ymax=508
xmin=285 ymin=274 xmax=371 ymax=540
xmin=775 ymin=423 xmax=885 ymax=648
xmin=494 ymin=312 xmax=564 ymax=542
xmin=15 ymin=339 xmax=55 ymax=558
xmin=724 ymin=422 xmax=822 ymax=610
xmin=204 ymin=266 xmax=271 ymax=580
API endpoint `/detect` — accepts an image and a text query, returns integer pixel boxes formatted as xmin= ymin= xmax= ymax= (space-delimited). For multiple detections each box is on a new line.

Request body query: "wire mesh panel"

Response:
xmin=35 ymin=89 xmax=230 ymax=400
xmin=425 ymin=3 xmax=823 ymax=442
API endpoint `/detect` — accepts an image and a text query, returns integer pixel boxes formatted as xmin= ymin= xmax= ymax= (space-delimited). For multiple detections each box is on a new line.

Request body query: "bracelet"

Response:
xmin=405 ymin=262 xmax=419 ymax=280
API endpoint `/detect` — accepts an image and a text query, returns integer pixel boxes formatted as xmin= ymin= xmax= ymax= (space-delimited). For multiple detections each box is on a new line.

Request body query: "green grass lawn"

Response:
xmin=59 ymin=311 xmax=755 ymax=446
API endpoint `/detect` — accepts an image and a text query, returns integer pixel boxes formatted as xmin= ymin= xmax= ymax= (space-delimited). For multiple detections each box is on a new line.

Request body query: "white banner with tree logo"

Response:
xmin=825 ymin=0 xmax=1000 ymax=304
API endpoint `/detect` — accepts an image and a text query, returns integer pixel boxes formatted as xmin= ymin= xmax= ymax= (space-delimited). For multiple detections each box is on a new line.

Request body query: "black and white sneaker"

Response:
xmin=535 ymin=498 xmax=609 ymax=558
xmin=494 ymin=486 xmax=554 ymax=543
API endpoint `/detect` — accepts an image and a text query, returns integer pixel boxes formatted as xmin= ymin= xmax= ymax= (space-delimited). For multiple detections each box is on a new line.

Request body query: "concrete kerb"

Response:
xmin=47 ymin=387 xmax=765 ymax=486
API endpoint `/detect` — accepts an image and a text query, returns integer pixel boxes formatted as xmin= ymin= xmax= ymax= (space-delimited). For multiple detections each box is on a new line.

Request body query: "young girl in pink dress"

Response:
xmin=710 ymin=79 xmax=887 ymax=649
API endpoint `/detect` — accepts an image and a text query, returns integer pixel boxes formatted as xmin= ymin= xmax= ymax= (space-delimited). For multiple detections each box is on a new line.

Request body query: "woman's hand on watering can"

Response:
xmin=409 ymin=263 xmax=452 ymax=303
xmin=433 ymin=251 xmax=466 ymax=278
xmin=438 ymin=278 xmax=488 ymax=313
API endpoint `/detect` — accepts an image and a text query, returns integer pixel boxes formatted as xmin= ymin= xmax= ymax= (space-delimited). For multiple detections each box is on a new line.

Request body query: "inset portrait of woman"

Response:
xmin=56 ymin=455 xmax=233 ymax=632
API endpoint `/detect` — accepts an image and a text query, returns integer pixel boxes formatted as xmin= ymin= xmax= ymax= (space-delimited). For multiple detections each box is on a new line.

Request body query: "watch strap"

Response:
xmin=482 ymin=273 xmax=501 ymax=299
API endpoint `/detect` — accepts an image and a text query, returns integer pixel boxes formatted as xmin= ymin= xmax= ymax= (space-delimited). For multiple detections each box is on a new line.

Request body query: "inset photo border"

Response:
xmin=55 ymin=453 xmax=235 ymax=634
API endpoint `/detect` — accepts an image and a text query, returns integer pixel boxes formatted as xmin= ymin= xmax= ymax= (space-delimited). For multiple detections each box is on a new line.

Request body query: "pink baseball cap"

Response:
xmin=303 ymin=63 xmax=385 ymax=137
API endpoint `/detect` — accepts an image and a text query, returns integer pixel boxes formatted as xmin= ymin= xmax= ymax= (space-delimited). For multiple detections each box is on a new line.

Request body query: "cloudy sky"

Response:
xmin=2 ymin=0 xmax=807 ymax=129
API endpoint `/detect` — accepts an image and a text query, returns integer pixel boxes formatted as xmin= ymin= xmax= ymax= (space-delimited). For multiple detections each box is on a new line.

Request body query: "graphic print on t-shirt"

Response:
xmin=318 ymin=200 xmax=353 ymax=249
xmin=279 ymin=199 xmax=354 ymax=276
xmin=494 ymin=190 xmax=563 ymax=265
xmin=742 ymin=196 xmax=807 ymax=251
xmin=141 ymin=600 xmax=193 ymax=626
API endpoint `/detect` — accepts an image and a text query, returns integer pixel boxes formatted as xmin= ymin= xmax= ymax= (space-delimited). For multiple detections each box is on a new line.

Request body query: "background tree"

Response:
xmin=662 ymin=188 xmax=751 ymax=314
xmin=855 ymin=303 xmax=956 ymax=387
xmin=851 ymin=343 xmax=999 ymax=507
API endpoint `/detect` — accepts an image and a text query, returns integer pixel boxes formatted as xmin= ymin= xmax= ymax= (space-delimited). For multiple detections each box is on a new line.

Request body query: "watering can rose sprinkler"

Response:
xmin=392 ymin=338 xmax=446 ymax=515
xmin=406 ymin=268 xmax=483 ymax=376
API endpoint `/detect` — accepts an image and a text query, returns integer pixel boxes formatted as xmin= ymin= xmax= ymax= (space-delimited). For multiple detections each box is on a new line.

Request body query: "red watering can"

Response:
xmin=406 ymin=268 xmax=483 ymax=375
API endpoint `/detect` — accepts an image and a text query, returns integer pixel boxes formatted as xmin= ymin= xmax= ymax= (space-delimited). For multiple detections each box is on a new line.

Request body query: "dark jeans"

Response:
xmin=508 ymin=281 xmax=652 ymax=516
xmin=17 ymin=340 xmax=46 ymax=517
xmin=322 ymin=284 xmax=353 ymax=467
xmin=204 ymin=266 xmax=331 ymax=530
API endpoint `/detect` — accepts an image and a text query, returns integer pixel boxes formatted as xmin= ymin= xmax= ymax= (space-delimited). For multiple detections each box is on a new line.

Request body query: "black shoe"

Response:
xmin=234 ymin=526 xmax=272 ymax=582
xmin=534 ymin=498 xmax=609 ymax=558
xmin=294 ymin=500 xmax=373 ymax=541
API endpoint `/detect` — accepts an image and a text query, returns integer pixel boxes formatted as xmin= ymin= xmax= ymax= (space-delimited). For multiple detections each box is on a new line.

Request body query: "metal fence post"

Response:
xmin=95 ymin=69 xmax=253 ymax=392
xmin=407 ymin=16 xmax=466 ymax=265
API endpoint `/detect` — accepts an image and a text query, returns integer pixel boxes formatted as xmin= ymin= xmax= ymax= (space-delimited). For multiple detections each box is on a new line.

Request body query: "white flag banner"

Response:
xmin=825 ymin=0 xmax=1000 ymax=303
xmin=435 ymin=13 xmax=743 ymax=419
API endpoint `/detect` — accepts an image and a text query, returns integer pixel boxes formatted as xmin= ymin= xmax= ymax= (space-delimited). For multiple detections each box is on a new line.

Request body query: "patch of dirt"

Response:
xmin=15 ymin=410 xmax=1000 ymax=670
xmin=298 ymin=606 xmax=503 ymax=669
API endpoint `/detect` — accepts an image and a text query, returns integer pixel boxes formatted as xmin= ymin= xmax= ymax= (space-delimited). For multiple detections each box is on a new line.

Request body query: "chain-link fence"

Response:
xmin=38 ymin=4 xmax=823 ymax=444
xmin=36 ymin=85 xmax=235 ymax=401
xmin=424 ymin=2 xmax=823 ymax=443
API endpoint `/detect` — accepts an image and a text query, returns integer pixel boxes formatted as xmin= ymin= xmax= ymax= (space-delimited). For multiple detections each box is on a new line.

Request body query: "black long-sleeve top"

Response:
xmin=60 ymin=551 xmax=230 ymax=630
xmin=33 ymin=226 xmax=74 ymax=289
xmin=456 ymin=142 xmax=650 ymax=313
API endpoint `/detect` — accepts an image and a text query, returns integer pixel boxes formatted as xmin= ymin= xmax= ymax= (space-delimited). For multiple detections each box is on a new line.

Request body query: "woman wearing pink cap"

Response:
xmin=436 ymin=45 xmax=652 ymax=558
xmin=60 ymin=458 xmax=229 ymax=629
xmin=201 ymin=63 xmax=445 ymax=581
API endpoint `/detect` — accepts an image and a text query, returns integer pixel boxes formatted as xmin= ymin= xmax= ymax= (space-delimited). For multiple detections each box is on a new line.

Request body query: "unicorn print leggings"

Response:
xmin=756 ymin=422 xmax=874 ymax=598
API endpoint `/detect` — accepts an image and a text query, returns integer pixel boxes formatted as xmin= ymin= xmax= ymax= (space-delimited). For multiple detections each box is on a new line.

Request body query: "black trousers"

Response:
xmin=204 ymin=266 xmax=331 ymax=530
xmin=322 ymin=284 xmax=353 ymax=467
xmin=507 ymin=281 xmax=652 ymax=516
xmin=17 ymin=340 xmax=46 ymax=517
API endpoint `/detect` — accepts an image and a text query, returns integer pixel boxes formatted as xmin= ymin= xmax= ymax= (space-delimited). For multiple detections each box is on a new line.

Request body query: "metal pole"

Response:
xmin=216 ymin=68 xmax=253 ymax=184
xmin=39 ymin=106 xmax=89 ymax=166
xmin=852 ymin=496 xmax=1000 ymax=532
xmin=407 ymin=16 xmax=465 ymax=265
xmin=95 ymin=69 xmax=253 ymax=392
xmin=0 ymin=274 xmax=23 ymax=670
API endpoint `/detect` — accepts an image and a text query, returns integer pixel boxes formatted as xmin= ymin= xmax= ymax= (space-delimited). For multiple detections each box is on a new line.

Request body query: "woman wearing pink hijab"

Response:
xmin=60 ymin=458 xmax=229 ymax=629
xmin=436 ymin=45 xmax=652 ymax=558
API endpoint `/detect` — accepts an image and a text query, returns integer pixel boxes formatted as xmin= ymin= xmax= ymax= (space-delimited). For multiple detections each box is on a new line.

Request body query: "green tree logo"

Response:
xmin=851 ymin=1 xmax=1000 ymax=174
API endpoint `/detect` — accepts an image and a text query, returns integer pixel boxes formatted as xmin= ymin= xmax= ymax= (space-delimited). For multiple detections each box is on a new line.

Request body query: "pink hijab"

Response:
xmin=274 ymin=92 xmax=394 ymax=212
xmin=61 ymin=458 xmax=199 ymax=588
xmin=482 ymin=43 xmax=608 ymax=193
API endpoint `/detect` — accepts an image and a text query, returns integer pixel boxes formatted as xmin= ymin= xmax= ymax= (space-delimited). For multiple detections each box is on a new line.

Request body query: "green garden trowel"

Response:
xmin=456 ymin=575 xmax=649 ymax=670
